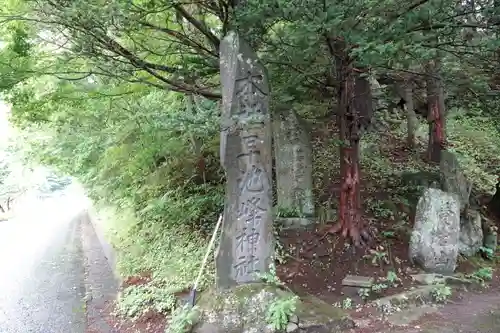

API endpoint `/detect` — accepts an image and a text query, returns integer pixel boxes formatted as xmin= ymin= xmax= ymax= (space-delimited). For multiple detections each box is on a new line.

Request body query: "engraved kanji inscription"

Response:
xmin=273 ymin=109 xmax=315 ymax=219
xmin=217 ymin=32 xmax=272 ymax=289
xmin=233 ymin=254 xmax=260 ymax=279
xmin=236 ymin=135 xmax=266 ymax=193
xmin=235 ymin=70 xmax=267 ymax=120
xmin=237 ymin=165 xmax=264 ymax=193
xmin=237 ymin=196 xmax=266 ymax=227
xmin=235 ymin=227 xmax=261 ymax=253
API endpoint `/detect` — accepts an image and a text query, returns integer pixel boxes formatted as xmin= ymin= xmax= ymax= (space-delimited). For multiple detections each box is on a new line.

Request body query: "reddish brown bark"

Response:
xmin=427 ymin=99 xmax=444 ymax=162
xmin=325 ymin=41 xmax=370 ymax=247
xmin=332 ymin=145 xmax=365 ymax=245
xmin=425 ymin=60 xmax=445 ymax=163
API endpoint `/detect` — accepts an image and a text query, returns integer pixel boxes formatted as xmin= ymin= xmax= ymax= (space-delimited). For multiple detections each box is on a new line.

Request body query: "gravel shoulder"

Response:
xmin=81 ymin=209 xmax=119 ymax=333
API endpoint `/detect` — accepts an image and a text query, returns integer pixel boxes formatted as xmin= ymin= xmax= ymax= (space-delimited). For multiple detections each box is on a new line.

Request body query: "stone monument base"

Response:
xmin=276 ymin=217 xmax=315 ymax=230
xmin=192 ymin=283 xmax=353 ymax=333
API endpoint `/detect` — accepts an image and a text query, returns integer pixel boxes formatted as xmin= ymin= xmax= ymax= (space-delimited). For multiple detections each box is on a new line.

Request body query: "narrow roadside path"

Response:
xmin=81 ymin=209 xmax=119 ymax=333
xmin=0 ymin=193 xmax=119 ymax=333
xmin=0 ymin=195 xmax=88 ymax=332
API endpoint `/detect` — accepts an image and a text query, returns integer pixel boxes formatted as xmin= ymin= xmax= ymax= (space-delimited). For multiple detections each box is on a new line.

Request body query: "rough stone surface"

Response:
xmin=275 ymin=217 xmax=315 ymax=230
xmin=411 ymin=273 xmax=476 ymax=286
xmin=286 ymin=322 xmax=299 ymax=333
xmin=409 ymin=188 xmax=460 ymax=274
xmin=273 ymin=109 xmax=314 ymax=219
xmin=411 ymin=273 xmax=446 ymax=285
xmin=459 ymin=209 xmax=483 ymax=257
xmin=217 ymin=31 xmax=273 ymax=288
xmin=193 ymin=283 xmax=354 ymax=333
xmin=482 ymin=215 xmax=498 ymax=255
xmin=440 ymin=150 xmax=471 ymax=211
xmin=341 ymin=275 xmax=374 ymax=288
xmin=341 ymin=286 xmax=366 ymax=303
xmin=386 ymin=304 xmax=439 ymax=326
xmin=374 ymin=285 xmax=436 ymax=314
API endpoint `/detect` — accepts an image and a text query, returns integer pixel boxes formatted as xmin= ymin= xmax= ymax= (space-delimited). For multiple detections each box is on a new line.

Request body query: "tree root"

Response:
xmin=303 ymin=218 xmax=372 ymax=254
xmin=323 ymin=219 xmax=372 ymax=248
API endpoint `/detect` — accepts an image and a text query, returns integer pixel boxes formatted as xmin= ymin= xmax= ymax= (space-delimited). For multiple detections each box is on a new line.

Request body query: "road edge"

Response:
xmin=80 ymin=210 xmax=120 ymax=333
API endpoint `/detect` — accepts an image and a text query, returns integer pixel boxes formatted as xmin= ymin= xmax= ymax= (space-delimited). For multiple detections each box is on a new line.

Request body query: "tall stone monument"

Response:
xmin=216 ymin=31 xmax=273 ymax=289
xmin=273 ymin=109 xmax=314 ymax=219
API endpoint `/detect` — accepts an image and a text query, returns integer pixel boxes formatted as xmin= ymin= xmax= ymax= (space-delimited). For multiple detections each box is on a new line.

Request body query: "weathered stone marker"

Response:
xmin=458 ymin=209 xmax=483 ymax=257
xmin=193 ymin=29 xmax=354 ymax=333
xmin=409 ymin=188 xmax=460 ymax=274
xmin=273 ymin=109 xmax=314 ymax=218
xmin=440 ymin=150 xmax=471 ymax=211
xmin=216 ymin=31 xmax=273 ymax=289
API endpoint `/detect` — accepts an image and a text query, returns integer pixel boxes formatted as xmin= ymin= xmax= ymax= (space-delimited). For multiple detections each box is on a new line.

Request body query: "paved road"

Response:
xmin=0 ymin=193 xmax=89 ymax=332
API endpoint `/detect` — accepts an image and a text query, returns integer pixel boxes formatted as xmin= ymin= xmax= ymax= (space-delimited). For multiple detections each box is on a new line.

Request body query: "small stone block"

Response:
xmin=410 ymin=273 xmax=445 ymax=285
xmin=289 ymin=315 xmax=299 ymax=324
xmin=276 ymin=217 xmax=315 ymax=230
xmin=341 ymin=286 xmax=365 ymax=303
xmin=286 ymin=322 xmax=299 ymax=333
xmin=342 ymin=275 xmax=374 ymax=288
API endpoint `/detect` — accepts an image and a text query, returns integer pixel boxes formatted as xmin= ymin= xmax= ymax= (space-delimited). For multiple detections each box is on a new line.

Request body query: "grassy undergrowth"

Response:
xmin=97 ymin=205 xmax=216 ymax=318
xmin=13 ymin=89 xmax=226 ymax=320
xmin=446 ymin=111 xmax=500 ymax=193
xmin=358 ymin=109 xmax=500 ymax=221
xmin=367 ymin=108 xmax=500 ymax=189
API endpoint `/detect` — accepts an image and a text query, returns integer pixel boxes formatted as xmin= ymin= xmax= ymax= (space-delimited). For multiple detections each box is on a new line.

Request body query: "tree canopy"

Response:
xmin=2 ymin=0 xmax=500 ymax=320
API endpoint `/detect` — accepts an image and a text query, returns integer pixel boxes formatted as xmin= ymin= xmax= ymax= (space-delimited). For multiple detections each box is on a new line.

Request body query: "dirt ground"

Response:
xmin=104 ymin=273 xmax=167 ymax=333
xmin=104 ymin=278 xmax=500 ymax=333
xmin=275 ymin=223 xmax=496 ymax=307
xmin=104 ymin=200 xmax=500 ymax=332
xmin=104 ymin=232 xmax=500 ymax=333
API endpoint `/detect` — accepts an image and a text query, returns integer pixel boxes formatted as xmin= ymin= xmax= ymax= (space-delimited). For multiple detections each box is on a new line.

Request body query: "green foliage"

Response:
xmin=386 ymin=271 xmax=399 ymax=286
xmin=0 ymin=135 xmax=32 ymax=211
xmin=10 ymin=76 xmax=224 ymax=314
xmin=341 ymin=297 xmax=353 ymax=309
xmin=431 ymin=285 xmax=452 ymax=303
xmin=257 ymin=263 xmax=284 ymax=287
xmin=470 ymin=267 xmax=494 ymax=282
xmin=265 ymin=295 xmax=299 ymax=331
xmin=275 ymin=206 xmax=305 ymax=218
xmin=116 ymin=284 xmax=177 ymax=318
xmin=371 ymin=283 xmax=388 ymax=294
xmin=357 ymin=288 xmax=370 ymax=300
xmin=447 ymin=111 xmax=500 ymax=193
xmin=480 ymin=246 xmax=495 ymax=260
xmin=364 ymin=246 xmax=389 ymax=266
xmin=166 ymin=304 xmax=199 ymax=333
